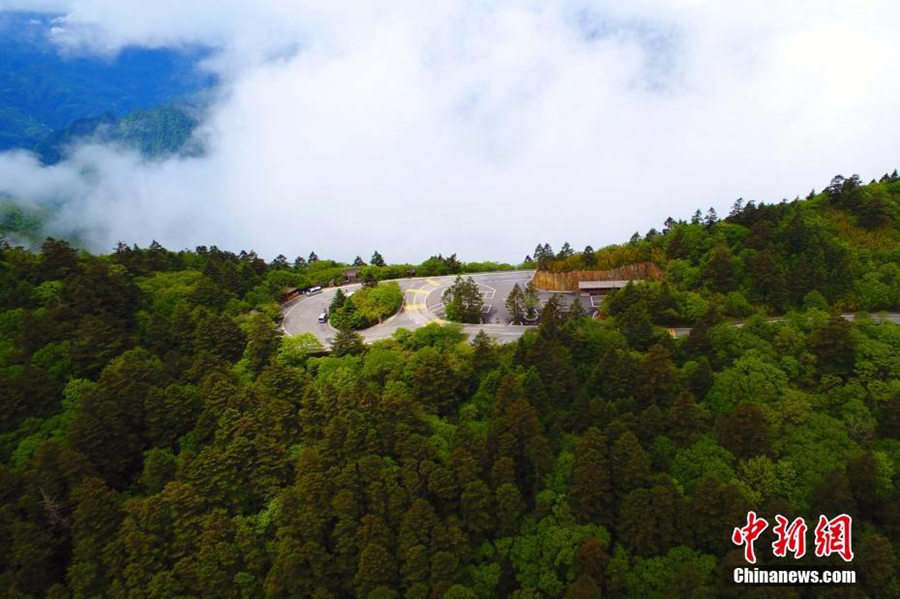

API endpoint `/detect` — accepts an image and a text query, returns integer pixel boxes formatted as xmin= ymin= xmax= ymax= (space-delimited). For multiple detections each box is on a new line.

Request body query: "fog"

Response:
xmin=1 ymin=1 xmax=899 ymax=263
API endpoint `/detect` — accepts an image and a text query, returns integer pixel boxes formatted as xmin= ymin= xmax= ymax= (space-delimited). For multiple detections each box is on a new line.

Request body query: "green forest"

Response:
xmin=0 ymin=11 xmax=212 ymax=153
xmin=2 ymin=174 xmax=900 ymax=597
xmin=32 ymin=106 xmax=200 ymax=165
xmin=529 ymin=173 xmax=900 ymax=321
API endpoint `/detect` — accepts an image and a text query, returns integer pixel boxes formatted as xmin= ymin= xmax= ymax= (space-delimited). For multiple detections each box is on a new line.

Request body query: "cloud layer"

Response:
xmin=2 ymin=1 xmax=900 ymax=263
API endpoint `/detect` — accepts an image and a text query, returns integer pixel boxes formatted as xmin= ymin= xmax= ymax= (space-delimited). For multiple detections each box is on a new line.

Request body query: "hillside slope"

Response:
xmin=3 ymin=174 xmax=900 ymax=596
xmin=32 ymin=105 xmax=200 ymax=164
xmin=532 ymin=172 xmax=900 ymax=324
xmin=0 ymin=11 xmax=213 ymax=151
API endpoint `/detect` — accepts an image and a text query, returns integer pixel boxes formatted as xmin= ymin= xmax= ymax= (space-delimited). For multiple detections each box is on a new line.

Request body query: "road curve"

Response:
xmin=281 ymin=270 xmax=900 ymax=348
xmin=280 ymin=270 xmax=587 ymax=347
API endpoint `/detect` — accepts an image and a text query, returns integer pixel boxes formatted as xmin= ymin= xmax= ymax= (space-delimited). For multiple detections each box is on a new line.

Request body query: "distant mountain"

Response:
xmin=0 ymin=11 xmax=215 ymax=151
xmin=0 ymin=197 xmax=50 ymax=247
xmin=33 ymin=105 xmax=201 ymax=164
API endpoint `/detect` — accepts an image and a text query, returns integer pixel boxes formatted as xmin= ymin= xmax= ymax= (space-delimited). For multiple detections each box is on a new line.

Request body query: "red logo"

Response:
xmin=772 ymin=515 xmax=807 ymax=559
xmin=733 ymin=513 xmax=853 ymax=563
xmin=732 ymin=511 xmax=768 ymax=564
xmin=814 ymin=514 xmax=854 ymax=562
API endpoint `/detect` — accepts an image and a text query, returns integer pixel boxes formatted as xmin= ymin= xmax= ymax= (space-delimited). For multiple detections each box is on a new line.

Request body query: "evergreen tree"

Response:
xmin=442 ymin=276 xmax=484 ymax=324
xmin=856 ymin=534 xmax=898 ymax=596
xmin=409 ymin=347 xmax=462 ymax=415
xmin=582 ymin=245 xmax=595 ymax=267
xmin=618 ymin=481 xmax=679 ymax=556
xmin=330 ymin=288 xmax=347 ymax=313
xmin=470 ymin=330 xmax=498 ymax=373
xmin=807 ymin=315 xmax=856 ymax=378
xmin=717 ymin=402 xmax=771 ymax=460
xmin=355 ymin=543 xmax=397 ymax=595
xmin=331 ymin=328 xmax=366 ymax=356
xmin=667 ymin=391 xmax=706 ymax=446
xmin=270 ymin=254 xmax=289 ymax=270
xmin=748 ymin=248 xmax=787 ymax=308
xmin=691 ymin=209 xmax=702 ymax=225
xmin=567 ymin=297 xmax=587 ymax=320
xmin=702 ymin=244 xmax=737 ymax=293
xmin=570 ymin=428 xmax=614 ymax=525
xmin=610 ymin=432 xmax=652 ymax=501
xmin=635 ymin=345 xmax=679 ymax=410
xmin=495 ymin=483 xmax=525 ymax=536
xmin=244 ymin=313 xmax=282 ymax=375
xmin=505 ymin=283 xmax=526 ymax=324
xmin=523 ymin=281 xmax=540 ymax=319
xmin=616 ymin=301 xmax=660 ymax=352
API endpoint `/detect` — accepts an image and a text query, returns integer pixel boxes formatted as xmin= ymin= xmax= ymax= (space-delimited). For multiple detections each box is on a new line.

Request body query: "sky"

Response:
xmin=1 ymin=1 xmax=899 ymax=263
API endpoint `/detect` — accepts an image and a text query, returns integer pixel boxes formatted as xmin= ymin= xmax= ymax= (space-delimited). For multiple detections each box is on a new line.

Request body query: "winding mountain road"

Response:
xmin=281 ymin=270 xmax=589 ymax=347
xmin=281 ymin=270 xmax=900 ymax=348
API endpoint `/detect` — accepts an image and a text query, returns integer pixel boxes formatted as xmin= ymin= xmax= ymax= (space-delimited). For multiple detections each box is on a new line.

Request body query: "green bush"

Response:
xmin=331 ymin=282 xmax=403 ymax=330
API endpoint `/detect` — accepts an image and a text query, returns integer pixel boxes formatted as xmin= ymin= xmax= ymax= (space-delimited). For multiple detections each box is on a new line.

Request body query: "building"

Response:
xmin=342 ymin=268 xmax=361 ymax=283
xmin=280 ymin=287 xmax=301 ymax=302
xmin=578 ymin=280 xmax=632 ymax=296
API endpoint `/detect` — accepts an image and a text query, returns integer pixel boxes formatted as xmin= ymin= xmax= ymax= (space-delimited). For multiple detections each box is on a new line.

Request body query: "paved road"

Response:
xmin=281 ymin=269 xmax=900 ymax=347
xmin=281 ymin=270 xmax=593 ymax=347
xmin=668 ymin=312 xmax=900 ymax=338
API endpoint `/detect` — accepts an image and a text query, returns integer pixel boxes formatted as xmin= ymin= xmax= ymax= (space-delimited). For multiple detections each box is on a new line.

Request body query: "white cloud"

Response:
xmin=2 ymin=1 xmax=900 ymax=262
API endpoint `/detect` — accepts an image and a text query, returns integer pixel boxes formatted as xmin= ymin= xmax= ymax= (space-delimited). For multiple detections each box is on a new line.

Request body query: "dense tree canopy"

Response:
xmin=536 ymin=172 xmax=900 ymax=324
xmin=2 ymin=173 xmax=900 ymax=596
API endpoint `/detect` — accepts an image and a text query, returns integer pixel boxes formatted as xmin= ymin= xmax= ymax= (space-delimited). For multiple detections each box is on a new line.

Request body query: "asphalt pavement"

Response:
xmin=281 ymin=270 xmax=900 ymax=348
xmin=280 ymin=270 xmax=594 ymax=346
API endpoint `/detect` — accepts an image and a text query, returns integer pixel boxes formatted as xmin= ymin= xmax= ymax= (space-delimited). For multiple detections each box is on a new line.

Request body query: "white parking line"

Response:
xmin=478 ymin=283 xmax=497 ymax=300
xmin=283 ymin=270 xmax=538 ymax=344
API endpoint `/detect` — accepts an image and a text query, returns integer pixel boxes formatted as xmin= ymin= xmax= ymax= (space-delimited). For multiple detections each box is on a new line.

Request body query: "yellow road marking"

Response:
xmin=434 ymin=318 xmax=446 ymax=324
xmin=426 ymin=279 xmax=440 ymax=286
xmin=407 ymin=289 xmax=430 ymax=294
xmin=405 ymin=303 xmax=427 ymax=310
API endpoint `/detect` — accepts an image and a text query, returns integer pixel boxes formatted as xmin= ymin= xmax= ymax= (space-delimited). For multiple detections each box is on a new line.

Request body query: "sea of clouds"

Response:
xmin=1 ymin=0 xmax=899 ymax=262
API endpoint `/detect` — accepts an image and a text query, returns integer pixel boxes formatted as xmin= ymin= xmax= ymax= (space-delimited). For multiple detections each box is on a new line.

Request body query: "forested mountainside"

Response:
xmin=0 ymin=11 xmax=212 ymax=152
xmin=0 ymin=200 xmax=51 ymax=249
xmin=32 ymin=106 xmax=200 ymax=165
xmin=533 ymin=172 xmax=900 ymax=323
xmin=3 ymin=175 xmax=900 ymax=597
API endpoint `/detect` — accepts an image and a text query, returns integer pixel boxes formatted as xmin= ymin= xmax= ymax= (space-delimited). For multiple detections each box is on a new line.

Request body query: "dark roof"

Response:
xmin=578 ymin=280 xmax=632 ymax=290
